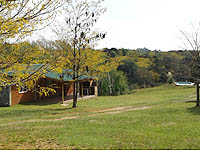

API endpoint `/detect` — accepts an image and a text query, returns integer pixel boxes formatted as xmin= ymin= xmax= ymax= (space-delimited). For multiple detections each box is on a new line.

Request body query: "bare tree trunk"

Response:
xmin=72 ymin=28 xmax=77 ymax=108
xmin=108 ymin=72 xmax=112 ymax=96
xmin=72 ymin=81 xmax=77 ymax=108
xmin=180 ymin=26 xmax=200 ymax=107
xmin=53 ymin=0 xmax=106 ymax=108
xmin=61 ymin=82 xmax=64 ymax=104
xmin=196 ymin=83 xmax=200 ymax=107
xmin=72 ymin=60 xmax=77 ymax=108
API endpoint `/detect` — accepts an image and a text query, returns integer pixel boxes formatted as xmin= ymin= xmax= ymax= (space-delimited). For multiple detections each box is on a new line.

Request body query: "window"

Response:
xmin=19 ymin=86 xmax=28 ymax=94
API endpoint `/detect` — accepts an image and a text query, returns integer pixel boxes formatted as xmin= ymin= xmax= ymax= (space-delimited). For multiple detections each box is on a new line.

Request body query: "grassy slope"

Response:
xmin=0 ymin=85 xmax=199 ymax=149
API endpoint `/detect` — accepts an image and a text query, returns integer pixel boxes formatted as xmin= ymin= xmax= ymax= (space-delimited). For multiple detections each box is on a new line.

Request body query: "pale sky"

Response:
xmin=34 ymin=0 xmax=200 ymax=51
xmin=95 ymin=0 xmax=200 ymax=51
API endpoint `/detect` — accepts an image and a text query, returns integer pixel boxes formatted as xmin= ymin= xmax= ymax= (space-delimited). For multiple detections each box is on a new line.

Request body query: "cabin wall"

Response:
xmin=1 ymin=79 xmax=97 ymax=107
xmin=11 ymin=86 xmax=35 ymax=106
xmin=38 ymin=78 xmax=62 ymax=100
xmin=66 ymin=83 xmax=73 ymax=96
xmin=10 ymin=80 xmax=74 ymax=106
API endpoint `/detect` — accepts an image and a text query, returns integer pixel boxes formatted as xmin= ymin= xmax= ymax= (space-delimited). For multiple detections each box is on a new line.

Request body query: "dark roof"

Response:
xmin=45 ymin=71 xmax=90 ymax=82
xmin=4 ymin=64 xmax=93 ymax=82
xmin=31 ymin=64 xmax=91 ymax=82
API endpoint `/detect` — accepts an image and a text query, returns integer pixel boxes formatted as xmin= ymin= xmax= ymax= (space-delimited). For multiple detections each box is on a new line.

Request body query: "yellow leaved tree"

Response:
xmin=0 ymin=0 xmax=64 ymax=41
xmin=83 ymin=49 xmax=124 ymax=79
xmin=52 ymin=0 xmax=125 ymax=108
xmin=49 ymin=38 xmax=124 ymax=108
xmin=0 ymin=0 xmax=65 ymax=93
xmin=53 ymin=0 xmax=108 ymax=108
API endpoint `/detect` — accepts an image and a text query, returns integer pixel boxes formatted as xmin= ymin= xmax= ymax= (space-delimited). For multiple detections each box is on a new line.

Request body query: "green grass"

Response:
xmin=0 ymin=84 xmax=200 ymax=149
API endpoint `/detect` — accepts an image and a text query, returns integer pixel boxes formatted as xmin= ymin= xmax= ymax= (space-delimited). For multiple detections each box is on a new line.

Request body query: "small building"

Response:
xmin=0 ymin=71 xmax=97 ymax=107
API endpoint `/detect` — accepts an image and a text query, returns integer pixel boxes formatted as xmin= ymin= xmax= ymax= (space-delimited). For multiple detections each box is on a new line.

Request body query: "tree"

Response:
xmin=180 ymin=23 xmax=200 ymax=107
xmin=53 ymin=0 xmax=107 ymax=108
xmin=110 ymin=70 xmax=129 ymax=96
xmin=51 ymin=39 xmax=123 ymax=106
xmin=172 ymin=51 xmax=192 ymax=82
xmin=0 ymin=0 xmax=65 ymax=91
xmin=0 ymin=0 xmax=64 ymax=41
xmin=118 ymin=59 xmax=138 ymax=90
xmin=98 ymin=70 xmax=129 ymax=96
xmin=0 ymin=41 xmax=63 ymax=96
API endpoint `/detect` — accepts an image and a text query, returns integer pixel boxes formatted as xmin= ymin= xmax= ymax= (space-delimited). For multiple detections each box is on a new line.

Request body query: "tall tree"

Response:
xmin=0 ymin=0 xmax=64 ymax=41
xmin=54 ymin=0 xmax=107 ymax=108
xmin=118 ymin=59 xmax=138 ymax=89
xmin=180 ymin=23 xmax=200 ymax=107
xmin=0 ymin=0 xmax=65 ymax=89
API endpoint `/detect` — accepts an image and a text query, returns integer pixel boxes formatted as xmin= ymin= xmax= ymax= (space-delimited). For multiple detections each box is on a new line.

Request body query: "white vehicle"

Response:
xmin=174 ymin=82 xmax=195 ymax=86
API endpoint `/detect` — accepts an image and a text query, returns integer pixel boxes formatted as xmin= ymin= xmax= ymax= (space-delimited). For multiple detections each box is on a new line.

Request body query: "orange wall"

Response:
xmin=66 ymin=83 xmax=73 ymax=96
xmin=11 ymin=86 xmax=35 ymax=106
xmin=10 ymin=82 xmax=74 ymax=106
xmin=10 ymin=80 xmax=96 ymax=106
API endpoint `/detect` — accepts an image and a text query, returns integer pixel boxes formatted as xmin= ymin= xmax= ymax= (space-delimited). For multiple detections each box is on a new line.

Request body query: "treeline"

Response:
xmin=98 ymin=48 xmax=193 ymax=96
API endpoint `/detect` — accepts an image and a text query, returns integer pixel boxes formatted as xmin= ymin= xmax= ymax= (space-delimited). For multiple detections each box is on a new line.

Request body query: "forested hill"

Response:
xmin=98 ymin=47 xmax=193 ymax=96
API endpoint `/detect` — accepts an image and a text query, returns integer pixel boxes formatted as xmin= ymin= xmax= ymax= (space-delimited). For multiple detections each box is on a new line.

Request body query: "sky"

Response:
xmin=94 ymin=0 xmax=200 ymax=51
xmin=33 ymin=0 xmax=200 ymax=51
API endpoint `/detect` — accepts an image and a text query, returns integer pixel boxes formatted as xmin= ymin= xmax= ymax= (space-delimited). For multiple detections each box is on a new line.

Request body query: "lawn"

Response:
xmin=0 ymin=85 xmax=200 ymax=149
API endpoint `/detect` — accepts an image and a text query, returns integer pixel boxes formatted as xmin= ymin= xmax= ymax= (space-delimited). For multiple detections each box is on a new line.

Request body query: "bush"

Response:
xmin=111 ymin=70 xmax=129 ymax=96
xmin=98 ymin=70 xmax=129 ymax=96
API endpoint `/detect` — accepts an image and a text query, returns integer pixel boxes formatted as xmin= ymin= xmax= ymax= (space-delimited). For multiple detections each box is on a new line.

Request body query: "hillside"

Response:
xmin=0 ymin=85 xmax=199 ymax=149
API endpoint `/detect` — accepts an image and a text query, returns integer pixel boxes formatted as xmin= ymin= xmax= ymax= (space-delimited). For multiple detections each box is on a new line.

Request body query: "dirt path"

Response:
xmin=90 ymin=106 xmax=151 ymax=116
xmin=0 ymin=105 xmax=151 ymax=127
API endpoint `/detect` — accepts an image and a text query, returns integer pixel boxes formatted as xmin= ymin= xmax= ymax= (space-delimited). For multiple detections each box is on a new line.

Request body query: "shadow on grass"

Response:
xmin=20 ymin=96 xmax=72 ymax=106
xmin=0 ymin=107 xmax=73 ymax=118
xmin=183 ymin=99 xmax=200 ymax=116
xmin=187 ymin=105 xmax=200 ymax=116
xmin=0 ymin=97 xmax=75 ymax=118
xmin=184 ymin=100 xmax=196 ymax=103
xmin=20 ymin=99 xmax=61 ymax=106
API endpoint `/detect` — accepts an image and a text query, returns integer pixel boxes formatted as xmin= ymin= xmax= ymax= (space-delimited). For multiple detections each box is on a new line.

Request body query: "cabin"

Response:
xmin=0 ymin=71 xmax=97 ymax=107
